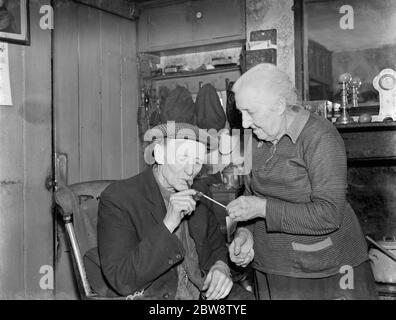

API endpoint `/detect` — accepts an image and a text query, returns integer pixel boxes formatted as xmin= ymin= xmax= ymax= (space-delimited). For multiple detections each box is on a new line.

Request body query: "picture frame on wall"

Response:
xmin=0 ymin=0 xmax=30 ymax=46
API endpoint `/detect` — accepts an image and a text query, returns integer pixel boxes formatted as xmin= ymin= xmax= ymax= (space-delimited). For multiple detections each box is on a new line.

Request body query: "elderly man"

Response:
xmin=226 ymin=63 xmax=377 ymax=300
xmin=96 ymin=122 xmax=252 ymax=300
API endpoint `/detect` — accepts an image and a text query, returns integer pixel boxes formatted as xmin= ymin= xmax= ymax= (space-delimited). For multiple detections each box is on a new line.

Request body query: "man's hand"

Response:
xmin=202 ymin=261 xmax=233 ymax=300
xmin=227 ymin=196 xmax=266 ymax=222
xmin=163 ymin=189 xmax=197 ymax=233
xmin=229 ymin=228 xmax=254 ymax=268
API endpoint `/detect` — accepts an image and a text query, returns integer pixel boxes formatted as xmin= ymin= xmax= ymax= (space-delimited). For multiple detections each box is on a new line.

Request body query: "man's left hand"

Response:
xmin=202 ymin=261 xmax=233 ymax=300
xmin=227 ymin=196 xmax=267 ymax=222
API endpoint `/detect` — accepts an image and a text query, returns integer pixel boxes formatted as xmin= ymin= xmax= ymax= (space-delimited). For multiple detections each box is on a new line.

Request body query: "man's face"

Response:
xmin=160 ymin=139 xmax=207 ymax=191
xmin=235 ymin=87 xmax=283 ymax=142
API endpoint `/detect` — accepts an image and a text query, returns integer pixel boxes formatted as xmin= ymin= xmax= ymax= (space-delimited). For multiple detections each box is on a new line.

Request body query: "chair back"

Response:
xmin=69 ymin=181 xmax=114 ymax=256
xmin=55 ymin=181 xmax=114 ymax=299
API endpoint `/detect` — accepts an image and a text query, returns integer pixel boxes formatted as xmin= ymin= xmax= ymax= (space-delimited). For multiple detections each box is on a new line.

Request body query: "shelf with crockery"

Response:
xmin=302 ymin=101 xmax=396 ymax=131
xmin=332 ymin=104 xmax=396 ymax=131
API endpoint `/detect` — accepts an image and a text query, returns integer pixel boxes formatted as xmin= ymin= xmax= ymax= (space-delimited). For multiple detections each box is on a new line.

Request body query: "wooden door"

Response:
xmin=0 ymin=0 xmax=54 ymax=299
xmin=53 ymin=1 xmax=139 ymax=299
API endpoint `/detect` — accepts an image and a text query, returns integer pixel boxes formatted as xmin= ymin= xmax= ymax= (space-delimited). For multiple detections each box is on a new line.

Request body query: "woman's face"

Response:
xmin=235 ymin=87 xmax=284 ymax=142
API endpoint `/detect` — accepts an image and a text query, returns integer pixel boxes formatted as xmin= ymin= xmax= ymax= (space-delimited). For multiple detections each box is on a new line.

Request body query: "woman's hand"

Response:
xmin=229 ymin=228 xmax=254 ymax=267
xmin=226 ymin=196 xmax=267 ymax=222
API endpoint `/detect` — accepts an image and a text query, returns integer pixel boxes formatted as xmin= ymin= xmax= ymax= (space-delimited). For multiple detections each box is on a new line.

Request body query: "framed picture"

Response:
xmin=0 ymin=0 xmax=30 ymax=45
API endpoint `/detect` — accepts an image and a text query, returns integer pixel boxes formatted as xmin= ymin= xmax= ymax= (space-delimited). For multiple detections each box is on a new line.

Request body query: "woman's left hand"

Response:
xmin=227 ymin=196 xmax=267 ymax=222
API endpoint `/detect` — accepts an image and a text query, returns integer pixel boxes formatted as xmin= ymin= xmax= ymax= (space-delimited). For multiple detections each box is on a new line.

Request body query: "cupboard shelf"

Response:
xmin=144 ymin=65 xmax=241 ymax=81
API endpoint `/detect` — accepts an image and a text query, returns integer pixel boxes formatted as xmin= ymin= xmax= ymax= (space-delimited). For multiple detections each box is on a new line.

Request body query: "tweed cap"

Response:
xmin=143 ymin=122 xmax=218 ymax=165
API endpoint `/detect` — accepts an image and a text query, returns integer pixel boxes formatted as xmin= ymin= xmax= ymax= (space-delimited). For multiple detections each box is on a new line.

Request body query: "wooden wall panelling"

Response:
xmin=54 ymin=0 xmax=80 ymax=300
xmin=0 ymin=33 xmax=25 ymax=299
xmin=78 ymin=6 xmax=103 ymax=181
xmin=101 ymin=13 xmax=123 ymax=180
xmin=120 ymin=19 xmax=140 ymax=177
xmin=23 ymin=0 xmax=53 ymax=299
xmin=0 ymin=0 xmax=53 ymax=299
xmin=54 ymin=0 xmax=80 ymax=185
xmin=55 ymin=1 xmax=139 ymax=184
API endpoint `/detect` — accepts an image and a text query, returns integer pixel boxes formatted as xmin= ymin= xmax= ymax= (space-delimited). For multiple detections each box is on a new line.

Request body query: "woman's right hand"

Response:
xmin=226 ymin=196 xmax=267 ymax=222
xmin=163 ymin=189 xmax=197 ymax=233
xmin=229 ymin=228 xmax=255 ymax=267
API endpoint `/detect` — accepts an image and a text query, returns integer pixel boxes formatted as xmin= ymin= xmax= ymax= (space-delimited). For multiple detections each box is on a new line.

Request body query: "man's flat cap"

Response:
xmin=143 ymin=122 xmax=218 ymax=165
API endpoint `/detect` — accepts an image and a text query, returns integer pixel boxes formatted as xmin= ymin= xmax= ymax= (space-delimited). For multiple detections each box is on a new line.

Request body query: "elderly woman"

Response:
xmin=226 ymin=63 xmax=377 ymax=300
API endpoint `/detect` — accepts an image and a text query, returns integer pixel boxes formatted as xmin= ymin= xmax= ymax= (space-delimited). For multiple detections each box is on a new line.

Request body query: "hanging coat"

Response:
xmin=226 ymin=81 xmax=243 ymax=129
xmin=160 ymin=85 xmax=195 ymax=125
xmin=195 ymin=84 xmax=226 ymax=131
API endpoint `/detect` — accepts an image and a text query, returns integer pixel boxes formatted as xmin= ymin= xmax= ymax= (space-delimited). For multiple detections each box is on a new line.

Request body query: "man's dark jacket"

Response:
xmin=97 ymin=168 xmax=228 ymax=299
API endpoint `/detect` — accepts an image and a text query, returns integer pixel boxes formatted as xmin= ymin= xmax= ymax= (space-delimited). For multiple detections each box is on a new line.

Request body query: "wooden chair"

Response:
xmin=54 ymin=181 xmax=129 ymax=300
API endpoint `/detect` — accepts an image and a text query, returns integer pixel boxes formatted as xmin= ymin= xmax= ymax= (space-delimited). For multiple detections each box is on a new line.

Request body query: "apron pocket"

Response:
xmin=292 ymin=237 xmax=340 ymax=273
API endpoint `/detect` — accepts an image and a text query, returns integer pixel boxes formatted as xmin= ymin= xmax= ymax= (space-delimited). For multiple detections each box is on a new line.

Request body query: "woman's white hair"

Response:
xmin=232 ymin=63 xmax=298 ymax=106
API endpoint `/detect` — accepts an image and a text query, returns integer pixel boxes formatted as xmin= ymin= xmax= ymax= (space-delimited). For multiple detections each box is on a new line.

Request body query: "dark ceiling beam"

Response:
xmin=73 ymin=0 xmax=139 ymax=20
